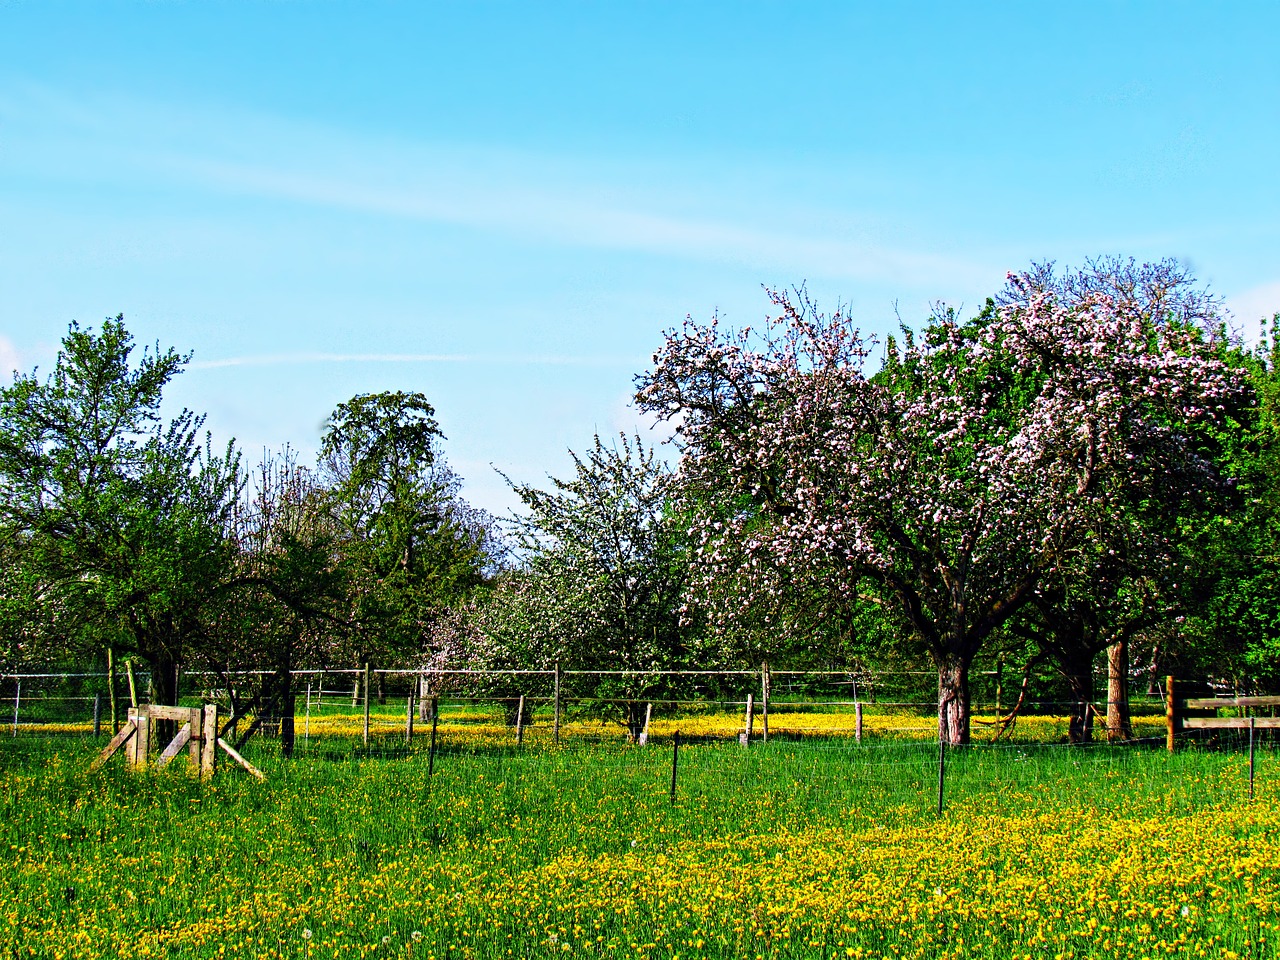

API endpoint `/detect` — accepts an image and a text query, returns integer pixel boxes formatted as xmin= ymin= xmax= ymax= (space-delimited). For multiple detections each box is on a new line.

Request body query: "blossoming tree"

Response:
xmin=637 ymin=263 xmax=1246 ymax=743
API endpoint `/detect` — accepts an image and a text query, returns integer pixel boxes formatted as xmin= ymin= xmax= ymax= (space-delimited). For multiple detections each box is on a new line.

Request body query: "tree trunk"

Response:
xmin=1061 ymin=651 xmax=1095 ymax=744
xmin=1106 ymin=638 xmax=1133 ymax=741
xmin=147 ymin=652 xmax=180 ymax=744
xmin=273 ymin=654 xmax=296 ymax=759
xmin=937 ymin=656 xmax=971 ymax=746
xmin=625 ymin=701 xmax=645 ymax=743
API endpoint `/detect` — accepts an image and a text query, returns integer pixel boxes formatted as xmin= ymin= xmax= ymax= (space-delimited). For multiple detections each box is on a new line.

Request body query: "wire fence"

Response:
xmin=0 ymin=665 xmax=1234 ymax=751
xmin=2 ymin=668 xmax=1274 ymax=830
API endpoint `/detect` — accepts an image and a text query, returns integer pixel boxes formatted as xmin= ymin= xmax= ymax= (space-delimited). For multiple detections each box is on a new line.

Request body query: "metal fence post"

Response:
xmin=362 ymin=663 xmax=371 ymax=746
xmin=405 ymin=682 xmax=415 ymax=743
xmin=1249 ymin=716 xmax=1256 ymax=802
xmin=670 ymin=730 xmax=680 ymax=804
xmin=428 ymin=701 xmax=439 ymax=776
xmin=937 ymin=735 xmax=946 ymax=816
xmin=553 ymin=661 xmax=561 ymax=746
xmin=107 ymin=648 xmax=118 ymax=731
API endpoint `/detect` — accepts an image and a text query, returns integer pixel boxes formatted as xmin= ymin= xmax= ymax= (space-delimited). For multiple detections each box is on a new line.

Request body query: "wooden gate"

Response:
xmin=91 ymin=703 xmax=264 ymax=779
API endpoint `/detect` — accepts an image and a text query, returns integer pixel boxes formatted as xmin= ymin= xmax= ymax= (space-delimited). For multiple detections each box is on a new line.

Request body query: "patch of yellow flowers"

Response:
xmin=0 ymin=742 xmax=1273 ymax=959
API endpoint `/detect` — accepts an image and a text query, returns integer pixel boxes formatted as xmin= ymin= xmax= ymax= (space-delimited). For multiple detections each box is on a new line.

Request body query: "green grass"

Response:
xmin=0 ymin=732 xmax=1276 ymax=959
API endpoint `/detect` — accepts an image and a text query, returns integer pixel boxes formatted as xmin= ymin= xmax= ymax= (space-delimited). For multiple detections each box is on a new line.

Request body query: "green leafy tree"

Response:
xmin=0 ymin=316 xmax=241 ymax=707
xmin=199 ymin=448 xmax=348 ymax=756
xmin=320 ymin=391 xmax=496 ymax=680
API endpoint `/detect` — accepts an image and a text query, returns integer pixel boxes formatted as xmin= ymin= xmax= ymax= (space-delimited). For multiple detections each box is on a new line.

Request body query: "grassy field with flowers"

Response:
xmin=1 ymin=719 xmax=1275 ymax=960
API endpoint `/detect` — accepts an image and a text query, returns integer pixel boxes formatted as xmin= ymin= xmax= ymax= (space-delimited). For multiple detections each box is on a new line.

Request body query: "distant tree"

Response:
xmin=320 ymin=391 xmax=497 ymax=681
xmin=1175 ymin=311 xmax=1280 ymax=693
xmin=198 ymin=448 xmax=347 ymax=756
xmin=0 ymin=316 xmax=241 ymax=707
xmin=482 ymin=434 xmax=698 ymax=739
xmin=638 ymin=263 xmax=1246 ymax=743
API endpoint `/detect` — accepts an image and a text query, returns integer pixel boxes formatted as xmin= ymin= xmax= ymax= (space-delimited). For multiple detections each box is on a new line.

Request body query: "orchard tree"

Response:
xmin=199 ymin=448 xmax=347 ymax=756
xmin=0 ymin=317 xmax=241 ymax=706
xmin=320 ymin=391 xmax=497 ymax=679
xmin=638 ymin=263 xmax=1246 ymax=743
xmin=1176 ymin=311 xmax=1280 ymax=692
xmin=484 ymin=434 xmax=698 ymax=739
xmin=995 ymin=260 xmax=1246 ymax=742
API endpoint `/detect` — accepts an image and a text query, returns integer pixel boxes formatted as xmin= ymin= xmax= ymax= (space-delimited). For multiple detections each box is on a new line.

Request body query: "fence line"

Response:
xmin=2 ymin=668 xmax=1258 ymax=753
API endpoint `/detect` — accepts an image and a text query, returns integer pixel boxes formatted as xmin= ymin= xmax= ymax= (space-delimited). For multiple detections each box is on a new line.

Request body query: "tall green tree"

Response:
xmin=320 ymin=391 xmax=495 ymax=675
xmin=0 ymin=316 xmax=241 ymax=706
xmin=199 ymin=448 xmax=348 ymax=756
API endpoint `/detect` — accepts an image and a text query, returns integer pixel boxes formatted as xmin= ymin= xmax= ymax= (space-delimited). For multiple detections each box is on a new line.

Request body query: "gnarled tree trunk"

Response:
xmin=625 ymin=701 xmax=646 ymax=743
xmin=938 ymin=655 xmax=971 ymax=746
xmin=146 ymin=651 xmax=181 ymax=745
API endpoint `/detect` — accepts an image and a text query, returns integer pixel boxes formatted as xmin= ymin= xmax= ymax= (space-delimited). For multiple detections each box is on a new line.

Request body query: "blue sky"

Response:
xmin=2 ymin=1 xmax=1278 ymax=514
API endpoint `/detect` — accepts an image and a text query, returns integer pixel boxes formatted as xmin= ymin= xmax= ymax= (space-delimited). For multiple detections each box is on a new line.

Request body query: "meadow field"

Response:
xmin=1 ymin=711 xmax=1276 ymax=960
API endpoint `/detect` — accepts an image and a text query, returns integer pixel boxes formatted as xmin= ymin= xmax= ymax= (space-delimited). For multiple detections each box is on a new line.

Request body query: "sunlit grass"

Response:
xmin=0 ymin=727 xmax=1273 ymax=958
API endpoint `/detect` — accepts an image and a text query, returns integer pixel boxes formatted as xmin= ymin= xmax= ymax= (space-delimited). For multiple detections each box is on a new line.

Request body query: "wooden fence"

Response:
xmin=1165 ymin=676 xmax=1280 ymax=751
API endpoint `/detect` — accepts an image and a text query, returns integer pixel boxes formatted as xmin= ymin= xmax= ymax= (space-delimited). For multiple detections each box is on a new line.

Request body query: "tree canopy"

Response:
xmin=637 ymin=261 xmax=1249 ymax=742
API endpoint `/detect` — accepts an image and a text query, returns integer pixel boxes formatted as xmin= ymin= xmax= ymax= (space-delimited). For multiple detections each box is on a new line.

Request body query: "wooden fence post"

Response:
xmin=515 ymin=694 xmax=525 ymax=746
xmin=669 ymin=730 xmax=680 ymax=804
xmin=638 ymin=703 xmax=652 ymax=746
xmin=405 ymin=682 xmax=415 ymax=743
xmin=362 ymin=663 xmax=371 ymax=747
xmin=1249 ymin=716 xmax=1256 ymax=802
xmin=93 ymin=694 xmax=102 ymax=737
xmin=188 ymin=705 xmax=202 ymax=768
xmin=201 ymin=704 xmax=218 ymax=778
xmin=855 ymin=701 xmax=864 ymax=743
xmin=553 ymin=661 xmax=561 ymax=746
xmin=1165 ymin=675 xmax=1176 ymax=753
xmin=740 ymin=693 xmax=754 ymax=745
xmin=133 ymin=709 xmax=151 ymax=770
xmin=126 ymin=660 xmax=139 ymax=709
xmin=125 ymin=707 xmax=138 ymax=766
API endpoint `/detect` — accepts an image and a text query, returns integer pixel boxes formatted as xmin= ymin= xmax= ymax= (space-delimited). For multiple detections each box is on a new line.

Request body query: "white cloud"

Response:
xmin=1227 ymin=282 xmax=1280 ymax=334
xmin=172 ymin=154 xmax=987 ymax=290
xmin=187 ymin=351 xmax=633 ymax=370
xmin=0 ymin=336 xmax=21 ymax=378
xmin=2 ymin=85 xmax=995 ymax=291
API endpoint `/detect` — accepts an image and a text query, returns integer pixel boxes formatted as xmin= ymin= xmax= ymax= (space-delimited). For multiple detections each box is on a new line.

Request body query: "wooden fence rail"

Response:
xmin=1165 ymin=677 xmax=1280 ymax=751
